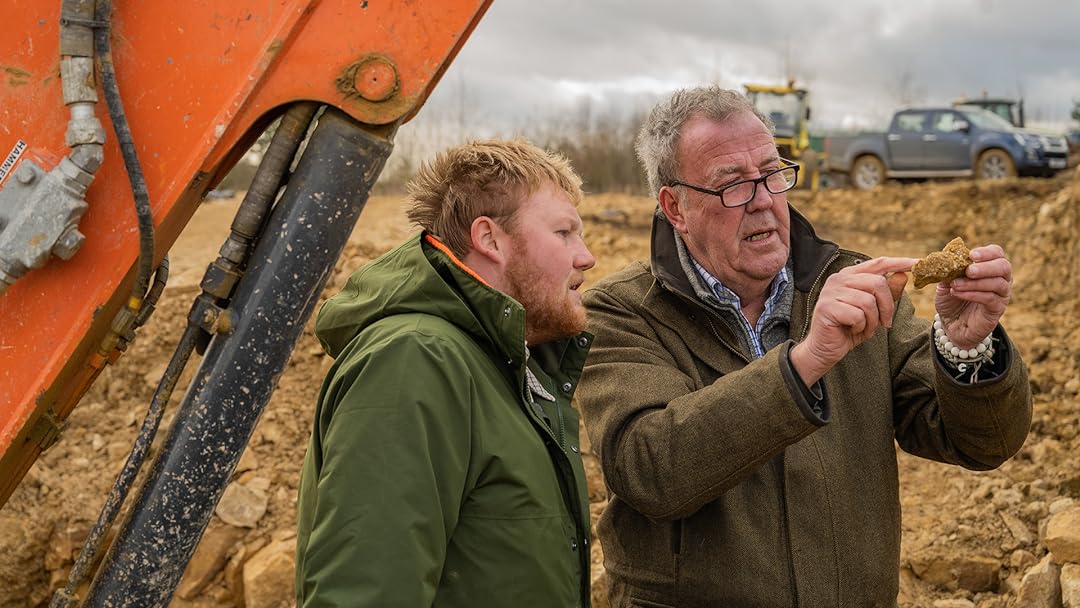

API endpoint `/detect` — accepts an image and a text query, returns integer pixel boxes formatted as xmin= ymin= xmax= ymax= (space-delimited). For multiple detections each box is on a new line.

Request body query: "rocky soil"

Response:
xmin=1 ymin=168 xmax=1078 ymax=607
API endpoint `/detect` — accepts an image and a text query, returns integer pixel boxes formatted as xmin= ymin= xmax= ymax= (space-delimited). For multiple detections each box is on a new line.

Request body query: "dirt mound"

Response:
xmin=1 ymin=173 xmax=1078 ymax=607
xmin=806 ymin=172 xmax=1080 ymax=607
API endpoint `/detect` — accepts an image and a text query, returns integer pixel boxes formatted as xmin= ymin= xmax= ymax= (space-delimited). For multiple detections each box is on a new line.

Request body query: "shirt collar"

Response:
xmin=690 ymin=257 xmax=790 ymax=314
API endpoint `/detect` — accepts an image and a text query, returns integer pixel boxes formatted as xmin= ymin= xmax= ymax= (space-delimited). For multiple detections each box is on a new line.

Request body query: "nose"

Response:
xmin=744 ymin=178 xmax=776 ymax=212
xmin=576 ymin=240 xmax=596 ymax=272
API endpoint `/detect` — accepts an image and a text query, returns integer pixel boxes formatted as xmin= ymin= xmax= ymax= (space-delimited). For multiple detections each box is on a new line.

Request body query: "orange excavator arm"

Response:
xmin=0 ymin=0 xmax=489 ymax=604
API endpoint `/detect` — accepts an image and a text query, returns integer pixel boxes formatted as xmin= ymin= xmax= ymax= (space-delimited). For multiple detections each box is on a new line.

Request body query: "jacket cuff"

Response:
xmin=933 ymin=324 xmax=1011 ymax=386
xmin=779 ymin=341 xmax=830 ymax=426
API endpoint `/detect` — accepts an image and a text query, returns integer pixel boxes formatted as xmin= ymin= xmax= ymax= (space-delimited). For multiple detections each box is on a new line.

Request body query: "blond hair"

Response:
xmin=406 ymin=139 xmax=583 ymax=257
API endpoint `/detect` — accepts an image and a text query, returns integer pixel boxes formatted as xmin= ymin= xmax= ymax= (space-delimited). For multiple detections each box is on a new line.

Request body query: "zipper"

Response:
xmin=663 ymin=275 xmax=755 ymax=365
xmin=524 ymin=370 xmax=567 ymax=451
xmin=799 ymin=251 xmax=841 ymax=340
xmin=704 ymin=313 xmax=751 ymax=365
xmin=534 ymin=369 xmax=568 ymax=449
xmin=781 ymin=253 xmax=839 ymax=607
xmin=554 ymin=390 xmax=567 ymax=449
xmin=518 ymin=366 xmax=589 ymax=599
xmin=777 ymin=453 xmax=800 ymax=606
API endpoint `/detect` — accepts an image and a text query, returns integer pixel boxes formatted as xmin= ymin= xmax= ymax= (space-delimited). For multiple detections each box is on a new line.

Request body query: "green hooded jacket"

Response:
xmin=296 ymin=233 xmax=592 ymax=607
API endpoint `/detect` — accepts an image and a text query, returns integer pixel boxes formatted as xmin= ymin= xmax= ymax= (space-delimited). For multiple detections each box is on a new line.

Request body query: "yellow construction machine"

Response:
xmin=744 ymin=81 xmax=821 ymax=191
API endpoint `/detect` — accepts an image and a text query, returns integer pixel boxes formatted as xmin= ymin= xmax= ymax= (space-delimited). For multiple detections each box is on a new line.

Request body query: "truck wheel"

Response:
xmin=851 ymin=155 xmax=885 ymax=190
xmin=975 ymin=149 xmax=1017 ymax=180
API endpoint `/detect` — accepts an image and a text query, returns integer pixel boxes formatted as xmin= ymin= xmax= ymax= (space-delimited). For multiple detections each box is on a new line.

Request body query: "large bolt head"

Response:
xmin=14 ymin=165 xmax=36 ymax=185
xmin=52 ymin=227 xmax=85 ymax=260
xmin=353 ymin=57 xmax=398 ymax=102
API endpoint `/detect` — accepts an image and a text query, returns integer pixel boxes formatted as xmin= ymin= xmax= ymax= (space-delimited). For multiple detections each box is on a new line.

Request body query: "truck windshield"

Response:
xmin=957 ymin=107 xmax=1017 ymax=131
xmin=748 ymin=92 xmax=802 ymax=138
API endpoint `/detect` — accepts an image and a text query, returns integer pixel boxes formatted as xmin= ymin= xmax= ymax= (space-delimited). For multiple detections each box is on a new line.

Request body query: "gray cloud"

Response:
xmin=410 ymin=0 xmax=1080 ymax=135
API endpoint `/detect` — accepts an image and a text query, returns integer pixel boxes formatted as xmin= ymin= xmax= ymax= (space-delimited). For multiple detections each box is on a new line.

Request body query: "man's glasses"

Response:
xmin=668 ymin=159 xmax=800 ymax=208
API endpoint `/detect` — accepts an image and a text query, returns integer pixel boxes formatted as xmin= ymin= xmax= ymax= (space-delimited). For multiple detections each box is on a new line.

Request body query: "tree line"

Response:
xmin=373 ymin=100 xmax=651 ymax=196
xmin=218 ymin=102 xmax=657 ymax=197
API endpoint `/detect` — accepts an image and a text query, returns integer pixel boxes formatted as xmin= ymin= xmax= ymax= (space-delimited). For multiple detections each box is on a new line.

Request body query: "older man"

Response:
xmin=296 ymin=139 xmax=596 ymax=607
xmin=578 ymin=86 xmax=1031 ymax=607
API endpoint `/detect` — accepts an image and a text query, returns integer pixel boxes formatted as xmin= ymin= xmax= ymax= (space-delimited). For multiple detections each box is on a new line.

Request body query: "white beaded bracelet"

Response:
xmin=933 ymin=314 xmax=995 ymax=374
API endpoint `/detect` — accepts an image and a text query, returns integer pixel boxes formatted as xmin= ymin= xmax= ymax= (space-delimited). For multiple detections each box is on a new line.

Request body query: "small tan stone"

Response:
xmin=242 ymin=538 xmax=296 ymax=608
xmin=215 ymin=481 xmax=269 ymax=528
xmin=1046 ymin=507 xmax=1080 ymax=563
xmin=1011 ymin=549 xmax=1038 ymax=571
xmin=1016 ymin=554 xmax=1062 ymax=608
xmin=911 ymin=554 xmax=1001 ymax=592
xmin=176 ymin=522 xmax=245 ymax=600
xmin=234 ymin=446 xmax=259 ymax=474
xmin=1062 ymin=563 xmax=1080 ymax=608
xmin=1001 ymin=511 xmax=1036 ymax=545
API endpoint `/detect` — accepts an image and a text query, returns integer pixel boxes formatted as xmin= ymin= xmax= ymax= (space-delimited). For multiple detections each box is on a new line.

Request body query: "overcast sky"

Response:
xmin=409 ymin=0 xmax=1080 ymax=139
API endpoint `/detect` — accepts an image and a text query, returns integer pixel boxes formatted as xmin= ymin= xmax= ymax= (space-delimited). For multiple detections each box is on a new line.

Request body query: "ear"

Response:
xmin=658 ymin=186 xmax=690 ymax=234
xmin=468 ymin=215 xmax=508 ymax=266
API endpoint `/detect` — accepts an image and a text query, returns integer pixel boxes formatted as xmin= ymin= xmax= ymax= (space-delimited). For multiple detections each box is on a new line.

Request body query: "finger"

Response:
xmin=842 ymin=256 xmax=920 ymax=275
xmin=887 ymin=272 xmax=908 ymax=304
xmin=964 ymin=256 xmax=1012 ymax=284
xmin=870 ymin=276 xmax=895 ymax=328
xmin=949 ymin=276 xmax=1012 ymax=299
xmin=823 ymin=299 xmax=871 ymax=338
xmin=942 ymin=290 xmax=1010 ymax=311
xmin=968 ymin=243 xmax=1005 ymax=263
xmin=824 ymin=273 xmax=897 ymax=329
xmin=833 ymin=287 xmax=883 ymax=335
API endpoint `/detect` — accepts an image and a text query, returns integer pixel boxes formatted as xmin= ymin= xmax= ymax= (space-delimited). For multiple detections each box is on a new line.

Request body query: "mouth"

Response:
xmin=745 ymin=230 xmax=773 ymax=242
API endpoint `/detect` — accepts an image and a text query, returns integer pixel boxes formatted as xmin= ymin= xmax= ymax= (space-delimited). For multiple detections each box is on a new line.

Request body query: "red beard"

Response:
xmin=504 ymin=241 xmax=587 ymax=345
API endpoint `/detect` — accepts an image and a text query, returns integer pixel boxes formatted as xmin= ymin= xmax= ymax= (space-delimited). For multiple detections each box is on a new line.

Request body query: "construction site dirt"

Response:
xmin=2 ymin=168 xmax=1078 ymax=608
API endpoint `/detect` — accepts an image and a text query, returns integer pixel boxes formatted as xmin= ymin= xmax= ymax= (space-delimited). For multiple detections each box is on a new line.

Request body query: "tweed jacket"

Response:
xmin=577 ymin=208 xmax=1032 ymax=607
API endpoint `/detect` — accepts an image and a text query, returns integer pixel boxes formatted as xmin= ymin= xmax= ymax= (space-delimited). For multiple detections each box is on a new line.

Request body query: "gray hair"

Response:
xmin=635 ymin=85 xmax=773 ymax=198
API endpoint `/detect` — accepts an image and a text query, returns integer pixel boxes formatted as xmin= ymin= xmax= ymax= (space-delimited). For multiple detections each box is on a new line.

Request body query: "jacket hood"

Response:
xmin=315 ymin=233 xmax=526 ymax=363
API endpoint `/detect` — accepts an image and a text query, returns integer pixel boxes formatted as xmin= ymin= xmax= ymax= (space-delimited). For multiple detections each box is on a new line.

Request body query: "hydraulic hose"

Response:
xmin=50 ymin=325 xmax=200 ymax=608
xmin=54 ymin=102 xmax=319 ymax=606
xmin=94 ymin=0 xmax=156 ymax=312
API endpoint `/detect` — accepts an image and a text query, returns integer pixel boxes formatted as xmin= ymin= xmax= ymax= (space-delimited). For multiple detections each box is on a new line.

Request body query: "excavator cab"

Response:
xmin=744 ymin=81 xmax=821 ymax=191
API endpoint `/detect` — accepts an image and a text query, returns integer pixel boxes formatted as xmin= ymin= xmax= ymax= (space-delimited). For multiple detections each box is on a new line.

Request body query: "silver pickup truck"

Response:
xmin=825 ymin=106 xmax=1069 ymax=190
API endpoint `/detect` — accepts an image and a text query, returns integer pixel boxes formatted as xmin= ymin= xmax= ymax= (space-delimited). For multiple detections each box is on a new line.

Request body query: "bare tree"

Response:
xmin=887 ymin=69 xmax=927 ymax=107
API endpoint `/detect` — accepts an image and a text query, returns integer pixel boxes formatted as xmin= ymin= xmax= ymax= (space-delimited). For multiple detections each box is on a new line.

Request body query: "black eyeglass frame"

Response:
xmin=667 ymin=158 xmax=801 ymax=208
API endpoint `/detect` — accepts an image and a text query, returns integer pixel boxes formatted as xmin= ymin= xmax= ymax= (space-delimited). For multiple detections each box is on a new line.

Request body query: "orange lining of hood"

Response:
xmin=424 ymin=233 xmax=492 ymax=288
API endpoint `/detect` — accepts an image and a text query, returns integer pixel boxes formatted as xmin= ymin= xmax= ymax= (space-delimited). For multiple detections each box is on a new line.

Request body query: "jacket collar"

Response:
xmin=422 ymin=234 xmax=591 ymax=381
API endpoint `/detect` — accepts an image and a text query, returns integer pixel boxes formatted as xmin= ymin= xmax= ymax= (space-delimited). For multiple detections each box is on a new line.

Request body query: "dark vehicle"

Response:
xmin=828 ymin=106 xmax=1069 ymax=190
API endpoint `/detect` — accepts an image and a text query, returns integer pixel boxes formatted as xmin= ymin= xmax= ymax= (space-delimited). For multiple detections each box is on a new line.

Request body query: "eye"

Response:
xmin=715 ymin=177 xmax=742 ymax=190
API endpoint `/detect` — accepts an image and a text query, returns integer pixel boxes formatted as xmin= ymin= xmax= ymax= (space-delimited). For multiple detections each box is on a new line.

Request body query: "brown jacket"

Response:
xmin=578 ymin=209 xmax=1031 ymax=608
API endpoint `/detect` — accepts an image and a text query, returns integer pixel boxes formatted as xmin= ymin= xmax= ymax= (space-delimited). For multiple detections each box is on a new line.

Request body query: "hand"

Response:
xmin=790 ymin=257 xmax=918 ymax=385
xmin=935 ymin=244 xmax=1012 ymax=349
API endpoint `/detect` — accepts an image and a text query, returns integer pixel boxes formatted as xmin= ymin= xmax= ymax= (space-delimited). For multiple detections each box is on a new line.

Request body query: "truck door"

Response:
xmin=925 ymin=110 xmax=972 ymax=170
xmin=887 ymin=111 xmax=929 ymax=170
